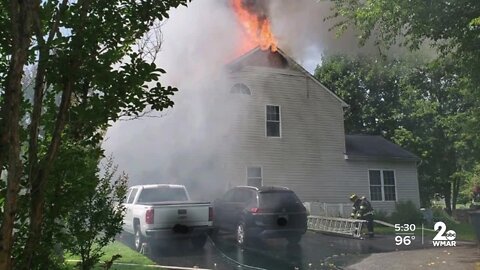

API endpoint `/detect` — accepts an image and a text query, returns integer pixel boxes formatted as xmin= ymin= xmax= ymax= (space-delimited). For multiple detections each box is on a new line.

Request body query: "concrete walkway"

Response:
xmin=346 ymin=244 xmax=480 ymax=270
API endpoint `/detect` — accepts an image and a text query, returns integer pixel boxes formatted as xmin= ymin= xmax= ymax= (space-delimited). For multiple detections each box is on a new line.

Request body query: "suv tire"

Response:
xmin=236 ymin=222 xmax=248 ymax=246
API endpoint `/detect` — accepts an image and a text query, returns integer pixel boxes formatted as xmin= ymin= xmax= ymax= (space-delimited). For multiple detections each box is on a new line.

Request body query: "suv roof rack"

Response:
xmin=234 ymin=185 xmax=291 ymax=192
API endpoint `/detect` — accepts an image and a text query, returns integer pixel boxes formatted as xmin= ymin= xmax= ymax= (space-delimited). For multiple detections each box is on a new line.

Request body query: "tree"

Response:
xmin=313 ymin=55 xmax=405 ymax=139
xmin=328 ymin=0 xmax=480 ymax=212
xmin=13 ymin=138 xmax=103 ymax=269
xmin=315 ymin=55 xmax=480 ymax=212
xmin=0 ymin=1 xmax=190 ymax=269
xmin=64 ymin=156 xmax=128 ymax=270
xmin=330 ymin=0 xmax=480 ymax=70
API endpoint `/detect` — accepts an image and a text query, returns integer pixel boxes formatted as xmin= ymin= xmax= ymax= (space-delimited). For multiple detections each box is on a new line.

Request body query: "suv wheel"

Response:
xmin=236 ymin=222 xmax=247 ymax=245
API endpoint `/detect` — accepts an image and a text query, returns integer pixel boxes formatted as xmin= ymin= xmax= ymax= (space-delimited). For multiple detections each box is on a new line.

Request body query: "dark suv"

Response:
xmin=212 ymin=186 xmax=308 ymax=245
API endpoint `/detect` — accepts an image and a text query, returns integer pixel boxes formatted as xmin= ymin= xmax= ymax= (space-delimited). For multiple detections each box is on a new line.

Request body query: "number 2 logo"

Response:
xmin=433 ymin=221 xmax=447 ymax=240
xmin=433 ymin=221 xmax=456 ymax=241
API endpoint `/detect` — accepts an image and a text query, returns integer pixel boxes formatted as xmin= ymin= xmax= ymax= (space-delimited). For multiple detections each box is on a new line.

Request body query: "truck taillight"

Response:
xmin=146 ymin=208 xmax=154 ymax=224
xmin=208 ymin=207 xmax=213 ymax=221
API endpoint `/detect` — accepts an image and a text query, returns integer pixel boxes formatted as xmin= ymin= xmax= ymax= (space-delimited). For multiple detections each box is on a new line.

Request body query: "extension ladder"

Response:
xmin=307 ymin=215 xmax=366 ymax=238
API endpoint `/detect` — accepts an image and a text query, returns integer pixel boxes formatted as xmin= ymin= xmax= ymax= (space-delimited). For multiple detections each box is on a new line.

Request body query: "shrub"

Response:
xmin=390 ymin=200 xmax=423 ymax=225
xmin=63 ymin=157 xmax=128 ymax=270
xmin=431 ymin=207 xmax=458 ymax=227
xmin=374 ymin=209 xmax=391 ymax=222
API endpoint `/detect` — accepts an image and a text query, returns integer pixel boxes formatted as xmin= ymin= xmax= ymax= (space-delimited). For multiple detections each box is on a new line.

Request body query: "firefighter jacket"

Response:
xmin=473 ymin=191 xmax=480 ymax=205
xmin=351 ymin=197 xmax=374 ymax=219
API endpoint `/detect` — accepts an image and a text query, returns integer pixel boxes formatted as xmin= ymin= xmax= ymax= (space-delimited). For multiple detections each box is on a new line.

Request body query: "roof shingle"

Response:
xmin=345 ymin=135 xmax=420 ymax=161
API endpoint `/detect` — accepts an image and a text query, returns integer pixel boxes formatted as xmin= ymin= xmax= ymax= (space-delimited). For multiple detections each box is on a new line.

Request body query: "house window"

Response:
xmin=383 ymin=170 xmax=396 ymax=201
xmin=266 ymin=105 xmax=281 ymax=137
xmin=231 ymin=83 xmax=251 ymax=95
xmin=247 ymin=167 xmax=262 ymax=187
xmin=369 ymin=170 xmax=396 ymax=201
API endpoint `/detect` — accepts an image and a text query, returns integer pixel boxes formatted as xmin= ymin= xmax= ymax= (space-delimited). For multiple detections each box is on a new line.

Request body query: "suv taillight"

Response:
xmin=146 ymin=208 xmax=154 ymax=224
xmin=208 ymin=207 xmax=213 ymax=221
xmin=250 ymin=207 xmax=262 ymax=213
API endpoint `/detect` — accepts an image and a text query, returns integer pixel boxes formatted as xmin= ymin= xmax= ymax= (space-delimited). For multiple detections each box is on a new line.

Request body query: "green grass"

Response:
xmin=449 ymin=223 xmax=477 ymax=242
xmin=374 ymin=222 xmax=477 ymax=242
xmin=65 ymin=241 xmax=160 ymax=270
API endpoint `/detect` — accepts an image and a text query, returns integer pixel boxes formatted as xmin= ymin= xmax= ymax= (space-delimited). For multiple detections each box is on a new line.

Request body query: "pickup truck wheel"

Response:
xmin=134 ymin=228 xmax=145 ymax=252
xmin=236 ymin=222 xmax=248 ymax=246
xmin=191 ymin=235 xmax=207 ymax=249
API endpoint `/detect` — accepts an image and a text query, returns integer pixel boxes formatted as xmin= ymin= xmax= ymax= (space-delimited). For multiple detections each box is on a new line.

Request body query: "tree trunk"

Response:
xmin=0 ymin=1 xmax=35 ymax=269
xmin=451 ymin=178 xmax=461 ymax=211
xmin=444 ymin=183 xmax=452 ymax=215
xmin=21 ymin=0 xmax=89 ymax=265
xmin=21 ymin=80 xmax=73 ymax=269
xmin=19 ymin=2 xmax=71 ymax=267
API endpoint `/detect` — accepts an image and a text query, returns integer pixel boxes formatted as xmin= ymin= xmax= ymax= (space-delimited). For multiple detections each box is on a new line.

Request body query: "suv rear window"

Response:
xmin=259 ymin=191 xmax=302 ymax=210
xmin=137 ymin=187 xmax=188 ymax=203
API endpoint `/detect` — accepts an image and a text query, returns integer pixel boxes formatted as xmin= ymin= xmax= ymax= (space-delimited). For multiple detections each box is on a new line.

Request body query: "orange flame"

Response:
xmin=231 ymin=0 xmax=278 ymax=53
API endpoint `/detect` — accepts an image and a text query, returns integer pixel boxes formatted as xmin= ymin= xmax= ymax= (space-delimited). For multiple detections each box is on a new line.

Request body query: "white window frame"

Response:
xmin=230 ymin=83 xmax=252 ymax=95
xmin=368 ymin=169 xmax=397 ymax=202
xmin=265 ymin=104 xmax=281 ymax=138
xmin=246 ymin=166 xmax=263 ymax=187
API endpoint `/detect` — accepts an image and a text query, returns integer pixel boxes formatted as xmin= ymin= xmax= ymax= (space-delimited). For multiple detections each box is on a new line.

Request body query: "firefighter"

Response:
xmin=472 ymin=185 xmax=480 ymax=209
xmin=350 ymin=194 xmax=374 ymax=238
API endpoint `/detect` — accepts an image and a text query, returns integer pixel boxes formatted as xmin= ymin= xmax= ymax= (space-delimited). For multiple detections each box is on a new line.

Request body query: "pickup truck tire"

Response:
xmin=134 ymin=226 xmax=145 ymax=252
xmin=191 ymin=235 xmax=207 ymax=249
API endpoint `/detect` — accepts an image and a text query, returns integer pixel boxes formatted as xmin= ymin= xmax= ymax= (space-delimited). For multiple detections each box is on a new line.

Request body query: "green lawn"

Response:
xmin=65 ymin=241 xmax=161 ymax=270
xmin=374 ymin=222 xmax=477 ymax=242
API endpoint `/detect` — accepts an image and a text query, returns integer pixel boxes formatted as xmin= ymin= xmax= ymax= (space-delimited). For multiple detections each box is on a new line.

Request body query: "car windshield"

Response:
xmin=259 ymin=191 xmax=302 ymax=209
xmin=137 ymin=187 xmax=188 ymax=203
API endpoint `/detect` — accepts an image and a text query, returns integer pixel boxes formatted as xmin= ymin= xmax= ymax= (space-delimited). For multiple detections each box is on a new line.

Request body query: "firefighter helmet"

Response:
xmin=350 ymin=194 xmax=358 ymax=202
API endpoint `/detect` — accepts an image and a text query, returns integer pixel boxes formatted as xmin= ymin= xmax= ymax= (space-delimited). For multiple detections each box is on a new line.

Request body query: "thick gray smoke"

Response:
xmin=241 ymin=0 xmax=269 ymax=18
xmin=103 ymin=0 xmax=407 ymax=201
xmin=104 ymin=0 xmax=243 ymax=200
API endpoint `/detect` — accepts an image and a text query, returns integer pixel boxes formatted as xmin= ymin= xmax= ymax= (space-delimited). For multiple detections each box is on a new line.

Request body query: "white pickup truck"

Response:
xmin=122 ymin=184 xmax=213 ymax=250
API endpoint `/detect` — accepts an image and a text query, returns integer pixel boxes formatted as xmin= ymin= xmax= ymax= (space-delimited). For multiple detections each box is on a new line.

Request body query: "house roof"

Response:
xmin=228 ymin=47 xmax=348 ymax=107
xmin=345 ymin=135 xmax=420 ymax=161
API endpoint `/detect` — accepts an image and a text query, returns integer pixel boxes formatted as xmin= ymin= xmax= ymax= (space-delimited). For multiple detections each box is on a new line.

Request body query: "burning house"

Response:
xmin=211 ymin=0 xmax=421 ymax=213
xmin=108 ymin=0 xmax=421 ymax=214
xmin=221 ymin=47 xmax=420 ymax=213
